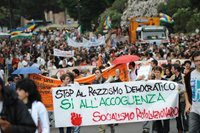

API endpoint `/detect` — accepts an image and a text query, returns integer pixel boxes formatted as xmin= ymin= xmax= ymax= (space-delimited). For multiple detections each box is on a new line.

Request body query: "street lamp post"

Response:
xmin=8 ymin=0 xmax=12 ymax=29
xmin=76 ymin=0 xmax=82 ymax=24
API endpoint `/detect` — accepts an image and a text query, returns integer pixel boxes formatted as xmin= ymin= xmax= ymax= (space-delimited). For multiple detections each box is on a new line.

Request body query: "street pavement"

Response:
xmin=50 ymin=118 xmax=178 ymax=133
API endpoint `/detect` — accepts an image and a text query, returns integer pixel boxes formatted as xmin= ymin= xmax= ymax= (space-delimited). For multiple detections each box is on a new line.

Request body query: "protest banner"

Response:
xmin=29 ymin=74 xmax=61 ymax=111
xmin=52 ymin=80 xmax=179 ymax=127
xmin=54 ymin=48 xmax=74 ymax=57
xmin=51 ymin=66 xmax=95 ymax=79
xmin=30 ymin=63 xmax=129 ymax=111
xmin=67 ymin=36 xmax=105 ymax=47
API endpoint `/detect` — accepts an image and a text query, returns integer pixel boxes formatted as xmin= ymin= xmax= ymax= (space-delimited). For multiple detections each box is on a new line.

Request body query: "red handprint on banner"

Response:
xmin=71 ymin=112 xmax=82 ymax=126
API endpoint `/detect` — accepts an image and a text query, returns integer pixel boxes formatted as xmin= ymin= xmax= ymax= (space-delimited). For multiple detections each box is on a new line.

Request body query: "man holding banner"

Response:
xmin=92 ymin=69 xmax=115 ymax=133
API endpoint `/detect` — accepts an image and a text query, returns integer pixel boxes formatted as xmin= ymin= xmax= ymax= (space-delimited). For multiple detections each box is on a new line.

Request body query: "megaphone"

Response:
xmin=104 ymin=75 xmax=114 ymax=84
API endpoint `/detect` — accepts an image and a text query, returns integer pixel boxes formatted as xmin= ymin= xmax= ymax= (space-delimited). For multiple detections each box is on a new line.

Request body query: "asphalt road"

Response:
xmin=50 ymin=119 xmax=178 ymax=133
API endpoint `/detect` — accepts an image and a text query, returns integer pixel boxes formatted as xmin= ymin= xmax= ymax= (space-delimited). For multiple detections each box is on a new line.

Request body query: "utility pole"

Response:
xmin=76 ymin=0 xmax=82 ymax=24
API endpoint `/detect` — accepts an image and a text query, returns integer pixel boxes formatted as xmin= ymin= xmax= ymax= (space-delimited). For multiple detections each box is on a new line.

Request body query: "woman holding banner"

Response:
xmin=153 ymin=66 xmax=170 ymax=133
xmin=16 ymin=78 xmax=50 ymax=133
xmin=58 ymin=73 xmax=81 ymax=133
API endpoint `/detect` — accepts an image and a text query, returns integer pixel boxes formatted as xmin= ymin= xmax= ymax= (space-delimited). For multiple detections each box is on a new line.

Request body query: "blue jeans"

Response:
xmin=189 ymin=112 xmax=200 ymax=133
xmin=176 ymin=102 xmax=188 ymax=132
xmin=142 ymin=121 xmax=157 ymax=133
xmin=59 ymin=127 xmax=71 ymax=133
xmin=71 ymin=126 xmax=81 ymax=133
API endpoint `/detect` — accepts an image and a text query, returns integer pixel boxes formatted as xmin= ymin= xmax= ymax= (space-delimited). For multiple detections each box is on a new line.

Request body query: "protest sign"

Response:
xmin=30 ymin=64 xmax=129 ymax=111
xmin=52 ymin=80 xmax=179 ymax=127
xmin=54 ymin=48 xmax=74 ymax=57
xmin=137 ymin=65 xmax=151 ymax=79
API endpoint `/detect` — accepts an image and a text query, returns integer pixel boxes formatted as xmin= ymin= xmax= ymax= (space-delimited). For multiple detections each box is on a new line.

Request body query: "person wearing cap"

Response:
xmin=0 ymin=78 xmax=36 ymax=133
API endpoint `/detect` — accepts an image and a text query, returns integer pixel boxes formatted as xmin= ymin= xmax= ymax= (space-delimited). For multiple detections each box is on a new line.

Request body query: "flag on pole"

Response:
xmin=66 ymin=34 xmax=68 ymax=41
xmin=104 ymin=14 xmax=111 ymax=30
xmin=11 ymin=33 xmax=33 ymax=40
xmin=97 ymin=55 xmax=102 ymax=69
xmin=159 ymin=12 xmax=174 ymax=24
xmin=11 ymin=21 xmax=36 ymax=35
xmin=77 ymin=25 xmax=82 ymax=38
xmin=103 ymin=14 xmax=111 ymax=33
xmin=113 ymin=40 xmax=117 ymax=47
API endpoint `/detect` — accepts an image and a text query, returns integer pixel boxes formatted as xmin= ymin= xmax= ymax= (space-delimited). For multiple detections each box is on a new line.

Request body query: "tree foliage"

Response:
xmin=58 ymin=0 xmax=115 ymax=30
xmin=189 ymin=0 xmax=200 ymax=10
xmin=173 ymin=8 xmax=191 ymax=33
xmin=186 ymin=8 xmax=200 ymax=32
xmin=157 ymin=0 xmax=191 ymax=33
xmin=94 ymin=0 xmax=128 ymax=34
xmin=157 ymin=0 xmax=200 ymax=33
xmin=95 ymin=10 xmax=122 ymax=35
xmin=0 ymin=0 xmax=21 ymax=29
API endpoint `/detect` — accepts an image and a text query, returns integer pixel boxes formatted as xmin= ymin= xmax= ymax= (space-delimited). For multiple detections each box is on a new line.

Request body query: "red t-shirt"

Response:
xmin=12 ymin=58 xmax=21 ymax=66
xmin=80 ymin=62 xmax=88 ymax=66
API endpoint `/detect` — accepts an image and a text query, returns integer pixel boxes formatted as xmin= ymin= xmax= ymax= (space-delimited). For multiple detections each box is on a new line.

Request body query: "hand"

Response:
xmin=0 ymin=119 xmax=12 ymax=133
xmin=178 ymin=87 xmax=180 ymax=91
xmin=5 ymin=82 xmax=10 ymax=86
xmin=185 ymin=102 xmax=192 ymax=114
xmin=137 ymin=75 xmax=145 ymax=81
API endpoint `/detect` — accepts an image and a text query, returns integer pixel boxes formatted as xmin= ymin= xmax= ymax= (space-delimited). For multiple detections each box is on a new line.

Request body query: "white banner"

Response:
xmin=67 ymin=36 xmax=105 ymax=47
xmin=54 ymin=49 xmax=74 ymax=57
xmin=52 ymin=80 xmax=179 ymax=127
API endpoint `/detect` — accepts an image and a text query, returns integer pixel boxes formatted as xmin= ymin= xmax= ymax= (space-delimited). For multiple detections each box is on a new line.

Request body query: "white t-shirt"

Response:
xmin=67 ymin=62 xmax=73 ymax=67
xmin=129 ymin=69 xmax=137 ymax=81
xmin=190 ymin=70 xmax=200 ymax=115
xmin=37 ymin=57 xmax=45 ymax=66
xmin=22 ymin=60 xmax=28 ymax=67
xmin=0 ymin=69 xmax=4 ymax=80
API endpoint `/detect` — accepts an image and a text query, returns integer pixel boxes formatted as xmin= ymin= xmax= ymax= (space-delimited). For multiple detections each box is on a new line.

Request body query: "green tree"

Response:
xmin=95 ymin=10 xmax=122 ymax=35
xmin=186 ymin=8 xmax=200 ymax=32
xmin=58 ymin=0 xmax=115 ymax=30
xmin=20 ymin=0 xmax=62 ymax=26
xmin=1 ymin=0 xmax=21 ymax=29
xmin=189 ymin=0 xmax=200 ymax=10
xmin=157 ymin=0 xmax=191 ymax=33
xmin=173 ymin=8 xmax=191 ymax=33
xmin=94 ymin=0 xmax=128 ymax=34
